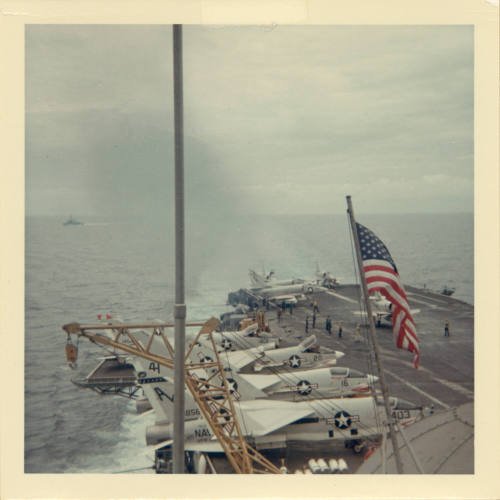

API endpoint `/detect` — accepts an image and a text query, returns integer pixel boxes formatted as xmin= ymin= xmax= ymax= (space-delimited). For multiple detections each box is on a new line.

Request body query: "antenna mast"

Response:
xmin=173 ymin=23 xmax=186 ymax=474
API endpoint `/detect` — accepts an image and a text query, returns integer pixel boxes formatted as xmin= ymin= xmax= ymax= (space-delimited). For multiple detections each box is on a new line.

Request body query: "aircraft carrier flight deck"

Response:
xmin=210 ymin=283 xmax=474 ymax=473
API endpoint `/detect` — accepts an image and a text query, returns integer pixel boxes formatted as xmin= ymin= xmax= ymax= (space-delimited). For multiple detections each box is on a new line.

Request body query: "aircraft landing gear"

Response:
xmin=154 ymin=448 xmax=172 ymax=473
xmin=344 ymin=439 xmax=366 ymax=454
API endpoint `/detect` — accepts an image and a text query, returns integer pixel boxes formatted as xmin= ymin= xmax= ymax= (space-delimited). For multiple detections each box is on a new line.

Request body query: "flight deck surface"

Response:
xmin=269 ymin=285 xmax=473 ymax=411
xmin=214 ymin=284 xmax=474 ymax=473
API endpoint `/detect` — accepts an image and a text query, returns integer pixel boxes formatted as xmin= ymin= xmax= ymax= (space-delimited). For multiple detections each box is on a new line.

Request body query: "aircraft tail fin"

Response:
xmin=249 ymin=269 xmax=267 ymax=288
xmin=299 ymin=334 xmax=317 ymax=351
xmin=134 ymin=360 xmax=199 ymax=424
xmin=221 ymin=369 xmax=268 ymax=400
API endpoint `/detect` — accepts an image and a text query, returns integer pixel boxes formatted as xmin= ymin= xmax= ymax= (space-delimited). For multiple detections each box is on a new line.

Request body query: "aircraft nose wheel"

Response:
xmin=344 ymin=439 xmax=366 ymax=454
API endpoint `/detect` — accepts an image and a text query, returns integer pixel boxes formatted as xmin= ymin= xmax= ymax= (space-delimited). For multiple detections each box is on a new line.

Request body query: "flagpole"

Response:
xmin=346 ymin=195 xmax=404 ymax=474
xmin=173 ymin=24 xmax=186 ymax=474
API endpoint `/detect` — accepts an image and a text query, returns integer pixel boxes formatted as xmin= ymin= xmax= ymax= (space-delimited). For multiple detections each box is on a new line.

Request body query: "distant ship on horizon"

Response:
xmin=63 ymin=215 xmax=83 ymax=226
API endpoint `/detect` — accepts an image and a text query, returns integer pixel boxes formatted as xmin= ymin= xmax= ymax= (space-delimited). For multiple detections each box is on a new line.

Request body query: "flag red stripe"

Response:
xmin=356 ymin=223 xmax=420 ymax=368
xmin=365 ymin=273 xmax=409 ymax=306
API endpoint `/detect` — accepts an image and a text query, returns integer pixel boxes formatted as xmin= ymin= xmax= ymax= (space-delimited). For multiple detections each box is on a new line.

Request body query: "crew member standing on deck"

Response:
xmin=444 ymin=320 xmax=450 ymax=337
xmin=312 ymin=311 xmax=316 ymax=329
xmin=305 ymin=315 xmax=309 ymax=333
xmin=277 ymin=306 xmax=282 ymax=323
xmin=338 ymin=321 xmax=343 ymax=339
xmin=313 ymin=300 xmax=319 ymax=313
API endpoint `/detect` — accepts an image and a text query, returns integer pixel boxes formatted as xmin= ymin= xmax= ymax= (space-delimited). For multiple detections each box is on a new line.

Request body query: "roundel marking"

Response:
xmin=334 ymin=410 xmax=352 ymax=429
xmin=289 ymin=354 xmax=302 ymax=368
xmin=218 ymin=408 xmax=231 ymax=422
xmin=296 ymin=380 xmax=312 ymax=395
xmin=198 ymin=377 xmax=210 ymax=391
xmin=221 ymin=338 xmax=232 ymax=350
xmin=224 ymin=378 xmax=238 ymax=394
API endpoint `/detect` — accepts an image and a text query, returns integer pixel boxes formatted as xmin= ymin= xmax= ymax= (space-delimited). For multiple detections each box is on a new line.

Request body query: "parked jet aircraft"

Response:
xmin=235 ymin=366 xmax=378 ymax=399
xmin=131 ymin=328 xmax=343 ymax=376
xmin=314 ymin=263 xmax=339 ymax=289
xmin=200 ymin=334 xmax=344 ymax=373
xmin=353 ymin=292 xmax=420 ymax=327
xmin=159 ymin=321 xmax=279 ymax=351
xmin=142 ymin=374 xmax=426 ymax=453
xmin=248 ymin=269 xmax=305 ymax=288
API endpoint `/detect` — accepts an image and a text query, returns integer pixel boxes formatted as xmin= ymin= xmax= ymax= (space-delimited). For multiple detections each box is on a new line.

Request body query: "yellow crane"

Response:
xmin=63 ymin=317 xmax=281 ymax=474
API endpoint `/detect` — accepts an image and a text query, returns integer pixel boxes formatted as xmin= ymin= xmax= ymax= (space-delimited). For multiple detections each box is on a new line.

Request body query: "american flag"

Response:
xmin=356 ymin=222 xmax=420 ymax=368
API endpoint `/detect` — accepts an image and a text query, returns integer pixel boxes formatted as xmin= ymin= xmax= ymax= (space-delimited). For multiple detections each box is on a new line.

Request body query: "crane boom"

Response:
xmin=62 ymin=318 xmax=281 ymax=474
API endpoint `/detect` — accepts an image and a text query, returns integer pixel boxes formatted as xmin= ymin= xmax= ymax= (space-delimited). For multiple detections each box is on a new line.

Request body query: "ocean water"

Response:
xmin=24 ymin=213 xmax=473 ymax=473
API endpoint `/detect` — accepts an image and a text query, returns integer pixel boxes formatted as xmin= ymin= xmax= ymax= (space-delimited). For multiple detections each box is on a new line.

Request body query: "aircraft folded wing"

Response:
xmin=239 ymin=373 xmax=282 ymax=392
xmin=235 ymin=400 xmax=315 ymax=437
xmin=224 ymin=349 xmax=264 ymax=372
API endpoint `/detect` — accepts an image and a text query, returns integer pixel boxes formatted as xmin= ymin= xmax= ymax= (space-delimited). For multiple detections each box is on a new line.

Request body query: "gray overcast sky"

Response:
xmin=26 ymin=25 xmax=473 ymax=217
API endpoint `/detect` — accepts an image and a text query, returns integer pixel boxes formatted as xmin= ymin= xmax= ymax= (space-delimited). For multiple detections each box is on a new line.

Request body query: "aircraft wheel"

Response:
xmin=353 ymin=441 xmax=366 ymax=454
xmin=376 ymin=319 xmax=381 ymax=327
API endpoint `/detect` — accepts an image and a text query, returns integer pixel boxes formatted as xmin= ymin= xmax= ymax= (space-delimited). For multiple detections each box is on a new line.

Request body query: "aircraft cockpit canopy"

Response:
xmin=329 ymin=367 xmax=366 ymax=378
xmin=329 ymin=367 xmax=348 ymax=377
xmin=346 ymin=368 xmax=365 ymax=378
xmin=385 ymin=397 xmax=420 ymax=410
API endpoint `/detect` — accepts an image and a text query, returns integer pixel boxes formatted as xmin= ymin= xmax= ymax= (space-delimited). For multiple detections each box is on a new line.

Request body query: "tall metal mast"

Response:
xmin=172 ymin=24 xmax=186 ymax=474
xmin=346 ymin=195 xmax=404 ymax=474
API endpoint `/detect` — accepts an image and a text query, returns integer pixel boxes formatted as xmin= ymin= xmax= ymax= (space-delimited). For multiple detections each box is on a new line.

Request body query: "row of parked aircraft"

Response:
xmin=72 ymin=268 xmax=427 ymax=472
xmin=246 ymin=265 xmax=339 ymax=306
xmin=247 ymin=267 xmax=419 ymax=327
xmin=80 ymin=311 xmax=429 ymax=463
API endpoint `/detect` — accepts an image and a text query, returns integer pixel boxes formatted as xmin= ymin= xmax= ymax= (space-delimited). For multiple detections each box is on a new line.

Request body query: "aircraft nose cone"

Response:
xmin=335 ymin=351 xmax=345 ymax=359
xmin=367 ymin=374 xmax=379 ymax=383
xmin=145 ymin=423 xmax=173 ymax=446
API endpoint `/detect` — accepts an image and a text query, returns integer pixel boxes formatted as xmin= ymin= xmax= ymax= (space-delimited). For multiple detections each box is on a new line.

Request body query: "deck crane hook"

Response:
xmin=65 ymin=332 xmax=79 ymax=368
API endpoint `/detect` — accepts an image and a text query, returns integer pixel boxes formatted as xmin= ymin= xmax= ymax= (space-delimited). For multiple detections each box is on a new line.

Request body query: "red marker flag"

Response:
xmin=356 ymin=222 xmax=420 ymax=368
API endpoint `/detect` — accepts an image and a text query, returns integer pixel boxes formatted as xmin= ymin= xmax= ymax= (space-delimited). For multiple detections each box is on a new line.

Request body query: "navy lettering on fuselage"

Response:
xmin=154 ymin=386 xmax=174 ymax=402
xmin=186 ymin=408 xmax=200 ymax=417
xmin=195 ymin=428 xmax=211 ymax=438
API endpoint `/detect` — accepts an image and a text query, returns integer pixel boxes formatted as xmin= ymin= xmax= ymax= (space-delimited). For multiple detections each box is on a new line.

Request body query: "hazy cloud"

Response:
xmin=26 ymin=25 xmax=473 ymax=216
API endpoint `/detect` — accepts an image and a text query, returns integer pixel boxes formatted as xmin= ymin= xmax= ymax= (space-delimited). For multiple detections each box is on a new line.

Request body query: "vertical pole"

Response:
xmin=173 ymin=24 xmax=186 ymax=474
xmin=396 ymin=422 xmax=425 ymax=473
xmin=346 ymin=195 xmax=404 ymax=474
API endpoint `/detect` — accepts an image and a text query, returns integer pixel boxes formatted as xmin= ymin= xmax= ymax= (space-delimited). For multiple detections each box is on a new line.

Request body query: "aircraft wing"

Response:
xmin=183 ymin=441 xmax=224 ymax=453
xmin=270 ymin=294 xmax=297 ymax=304
xmin=235 ymin=399 xmax=315 ymax=437
xmin=239 ymin=373 xmax=283 ymax=392
xmin=222 ymin=347 xmax=268 ymax=372
xmin=315 ymin=353 xmax=344 ymax=367
xmin=149 ymin=439 xmax=173 ymax=450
